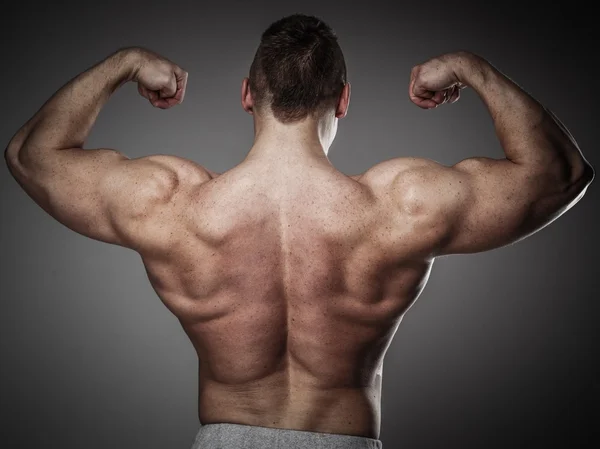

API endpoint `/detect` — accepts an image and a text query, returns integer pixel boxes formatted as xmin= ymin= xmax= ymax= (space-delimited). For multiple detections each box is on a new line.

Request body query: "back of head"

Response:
xmin=249 ymin=14 xmax=347 ymax=124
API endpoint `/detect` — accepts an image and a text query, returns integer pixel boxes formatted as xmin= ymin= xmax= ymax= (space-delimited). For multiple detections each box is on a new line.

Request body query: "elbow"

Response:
xmin=561 ymin=161 xmax=594 ymax=200
xmin=582 ymin=162 xmax=595 ymax=185
xmin=557 ymin=156 xmax=594 ymax=189
xmin=538 ymin=157 xmax=594 ymax=197
xmin=4 ymin=144 xmax=30 ymax=182
xmin=4 ymin=143 xmax=20 ymax=168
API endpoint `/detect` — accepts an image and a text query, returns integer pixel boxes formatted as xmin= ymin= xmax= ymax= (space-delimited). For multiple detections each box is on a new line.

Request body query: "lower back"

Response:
xmin=197 ymin=358 xmax=383 ymax=438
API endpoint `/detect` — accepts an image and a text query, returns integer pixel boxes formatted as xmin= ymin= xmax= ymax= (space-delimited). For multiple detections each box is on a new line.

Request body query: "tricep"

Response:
xmin=433 ymin=156 xmax=591 ymax=255
xmin=380 ymin=156 xmax=591 ymax=257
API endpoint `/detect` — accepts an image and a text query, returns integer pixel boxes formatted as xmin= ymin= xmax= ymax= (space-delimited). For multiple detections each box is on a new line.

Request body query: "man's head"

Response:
xmin=242 ymin=14 xmax=350 ymax=152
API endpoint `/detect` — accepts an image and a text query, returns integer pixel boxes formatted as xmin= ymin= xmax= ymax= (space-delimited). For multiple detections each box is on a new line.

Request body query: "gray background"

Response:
xmin=1 ymin=1 xmax=598 ymax=448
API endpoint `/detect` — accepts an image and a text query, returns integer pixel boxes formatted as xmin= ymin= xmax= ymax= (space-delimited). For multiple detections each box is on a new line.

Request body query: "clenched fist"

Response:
xmin=130 ymin=47 xmax=188 ymax=109
xmin=409 ymin=52 xmax=469 ymax=109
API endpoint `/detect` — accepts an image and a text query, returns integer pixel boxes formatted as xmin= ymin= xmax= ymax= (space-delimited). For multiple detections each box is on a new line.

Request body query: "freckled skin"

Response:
xmin=6 ymin=48 xmax=592 ymax=441
xmin=138 ymin=157 xmax=439 ymax=439
xmin=134 ymin=143 xmax=590 ymax=439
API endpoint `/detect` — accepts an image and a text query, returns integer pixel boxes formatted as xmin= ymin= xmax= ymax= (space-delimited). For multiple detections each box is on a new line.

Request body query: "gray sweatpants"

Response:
xmin=190 ymin=423 xmax=383 ymax=449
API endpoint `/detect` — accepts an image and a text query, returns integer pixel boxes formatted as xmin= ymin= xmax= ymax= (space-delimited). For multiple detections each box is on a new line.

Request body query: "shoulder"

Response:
xmin=140 ymin=154 xmax=219 ymax=184
xmin=107 ymin=155 xmax=219 ymax=252
xmin=354 ymin=157 xmax=448 ymax=189
xmin=113 ymin=154 xmax=220 ymax=201
xmin=357 ymin=156 xmax=469 ymax=217
xmin=104 ymin=154 xmax=218 ymax=223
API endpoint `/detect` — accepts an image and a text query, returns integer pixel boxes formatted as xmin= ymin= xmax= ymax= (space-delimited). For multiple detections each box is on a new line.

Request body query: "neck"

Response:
xmin=244 ymin=113 xmax=334 ymax=164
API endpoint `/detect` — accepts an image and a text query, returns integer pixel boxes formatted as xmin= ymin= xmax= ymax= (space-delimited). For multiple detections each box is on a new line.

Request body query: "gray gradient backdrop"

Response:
xmin=1 ymin=1 xmax=598 ymax=448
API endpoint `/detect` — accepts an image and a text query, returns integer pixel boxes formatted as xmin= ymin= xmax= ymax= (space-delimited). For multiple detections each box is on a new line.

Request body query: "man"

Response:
xmin=4 ymin=12 xmax=593 ymax=449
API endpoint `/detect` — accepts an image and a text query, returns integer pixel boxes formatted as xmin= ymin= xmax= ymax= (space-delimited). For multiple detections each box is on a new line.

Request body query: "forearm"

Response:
xmin=5 ymin=48 xmax=140 ymax=165
xmin=453 ymin=52 xmax=593 ymax=183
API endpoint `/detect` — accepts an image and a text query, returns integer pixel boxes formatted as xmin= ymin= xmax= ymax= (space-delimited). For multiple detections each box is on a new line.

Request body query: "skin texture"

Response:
xmin=4 ymin=47 xmax=594 ymax=439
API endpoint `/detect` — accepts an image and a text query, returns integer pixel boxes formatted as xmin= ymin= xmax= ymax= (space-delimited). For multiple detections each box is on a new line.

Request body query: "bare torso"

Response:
xmin=5 ymin=41 xmax=591 ymax=443
xmin=139 ymin=157 xmax=437 ymax=439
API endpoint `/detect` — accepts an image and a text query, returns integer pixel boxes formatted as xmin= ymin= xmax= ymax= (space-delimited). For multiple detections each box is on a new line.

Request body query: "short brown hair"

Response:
xmin=249 ymin=14 xmax=347 ymax=123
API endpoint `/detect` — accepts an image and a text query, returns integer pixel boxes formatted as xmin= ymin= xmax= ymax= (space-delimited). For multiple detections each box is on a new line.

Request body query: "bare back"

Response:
xmin=139 ymin=158 xmax=438 ymax=439
xmin=5 ymin=41 xmax=593 ymax=444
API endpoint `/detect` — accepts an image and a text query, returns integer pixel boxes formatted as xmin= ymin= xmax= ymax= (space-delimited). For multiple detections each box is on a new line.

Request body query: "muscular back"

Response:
xmin=5 ymin=43 xmax=593 ymax=443
xmin=138 ymin=157 xmax=439 ymax=439
xmin=131 ymin=140 xmax=591 ymax=439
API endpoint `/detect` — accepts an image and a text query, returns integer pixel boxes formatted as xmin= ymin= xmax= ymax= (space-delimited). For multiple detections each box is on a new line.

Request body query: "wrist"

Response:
xmin=451 ymin=51 xmax=492 ymax=89
xmin=110 ymin=47 xmax=144 ymax=83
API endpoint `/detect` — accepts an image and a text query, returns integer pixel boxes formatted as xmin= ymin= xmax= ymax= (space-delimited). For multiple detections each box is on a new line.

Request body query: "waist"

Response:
xmin=198 ymin=379 xmax=382 ymax=439
xmin=191 ymin=423 xmax=383 ymax=449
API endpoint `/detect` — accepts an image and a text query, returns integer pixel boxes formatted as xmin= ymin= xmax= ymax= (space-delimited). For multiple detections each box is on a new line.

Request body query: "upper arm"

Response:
xmin=428 ymin=157 xmax=543 ymax=254
xmin=438 ymin=156 xmax=592 ymax=254
xmin=370 ymin=156 xmax=591 ymax=256
xmin=6 ymin=146 xmax=213 ymax=250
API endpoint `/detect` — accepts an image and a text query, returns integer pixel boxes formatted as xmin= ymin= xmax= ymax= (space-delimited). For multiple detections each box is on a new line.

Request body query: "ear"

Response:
xmin=335 ymin=82 xmax=351 ymax=119
xmin=241 ymin=77 xmax=254 ymax=115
